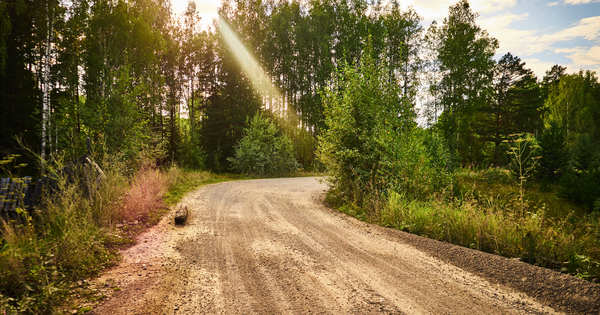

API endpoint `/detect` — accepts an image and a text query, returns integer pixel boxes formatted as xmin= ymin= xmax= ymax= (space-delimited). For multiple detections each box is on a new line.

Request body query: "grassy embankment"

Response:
xmin=329 ymin=168 xmax=600 ymax=281
xmin=0 ymin=164 xmax=234 ymax=314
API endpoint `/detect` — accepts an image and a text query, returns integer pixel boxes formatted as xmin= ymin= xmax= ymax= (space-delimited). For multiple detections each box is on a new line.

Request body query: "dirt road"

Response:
xmin=92 ymin=177 xmax=600 ymax=314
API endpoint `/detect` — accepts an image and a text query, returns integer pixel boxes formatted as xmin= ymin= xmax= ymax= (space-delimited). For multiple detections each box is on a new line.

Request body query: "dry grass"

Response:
xmin=118 ymin=168 xmax=168 ymax=223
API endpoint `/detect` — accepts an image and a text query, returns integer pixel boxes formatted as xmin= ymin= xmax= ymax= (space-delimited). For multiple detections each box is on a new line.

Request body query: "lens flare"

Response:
xmin=217 ymin=17 xmax=281 ymax=102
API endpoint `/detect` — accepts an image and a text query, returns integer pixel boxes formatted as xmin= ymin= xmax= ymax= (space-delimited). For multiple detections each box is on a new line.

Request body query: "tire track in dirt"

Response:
xmin=92 ymin=177 xmax=598 ymax=314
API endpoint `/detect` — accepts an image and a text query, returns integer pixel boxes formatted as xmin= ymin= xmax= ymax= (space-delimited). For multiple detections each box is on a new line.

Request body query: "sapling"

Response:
xmin=507 ymin=133 xmax=541 ymax=214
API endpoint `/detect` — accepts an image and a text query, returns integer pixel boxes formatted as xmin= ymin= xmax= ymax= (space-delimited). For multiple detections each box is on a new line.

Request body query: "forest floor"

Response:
xmin=88 ymin=177 xmax=600 ymax=314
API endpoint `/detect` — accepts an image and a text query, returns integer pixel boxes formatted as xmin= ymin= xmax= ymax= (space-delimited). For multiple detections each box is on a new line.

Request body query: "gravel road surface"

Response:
xmin=92 ymin=177 xmax=600 ymax=314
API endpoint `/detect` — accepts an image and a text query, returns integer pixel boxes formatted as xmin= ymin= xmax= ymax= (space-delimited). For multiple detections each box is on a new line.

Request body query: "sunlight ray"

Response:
xmin=217 ymin=17 xmax=282 ymax=103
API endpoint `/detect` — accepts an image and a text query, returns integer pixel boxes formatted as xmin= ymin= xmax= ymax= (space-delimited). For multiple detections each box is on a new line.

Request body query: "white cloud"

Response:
xmin=540 ymin=16 xmax=600 ymax=42
xmin=520 ymin=55 xmax=600 ymax=79
xmin=556 ymin=45 xmax=600 ymax=65
xmin=563 ymin=0 xmax=600 ymax=4
xmin=525 ymin=58 xmax=559 ymax=77
xmin=480 ymin=14 xmax=600 ymax=56
xmin=398 ymin=0 xmax=517 ymax=23
xmin=474 ymin=0 xmax=518 ymax=14
xmin=477 ymin=13 xmax=600 ymax=77
xmin=548 ymin=1 xmax=560 ymax=6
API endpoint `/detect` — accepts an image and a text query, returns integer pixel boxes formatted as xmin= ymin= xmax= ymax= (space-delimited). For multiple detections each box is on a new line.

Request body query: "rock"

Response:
xmin=174 ymin=206 xmax=189 ymax=225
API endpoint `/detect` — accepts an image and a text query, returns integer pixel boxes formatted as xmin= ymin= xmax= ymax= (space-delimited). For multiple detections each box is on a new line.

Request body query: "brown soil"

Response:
xmin=90 ymin=177 xmax=600 ymax=314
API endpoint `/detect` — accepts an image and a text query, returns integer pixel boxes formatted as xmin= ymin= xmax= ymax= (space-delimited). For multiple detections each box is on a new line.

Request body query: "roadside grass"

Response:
xmin=0 ymin=160 xmax=126 ymax=314
xmin=163 ymin=167 xmax=244 ymax=206
xmin=330 ymin=167 xmax=600 ymax=282
xmin=0 ymin=162 xmax=237 ymax=314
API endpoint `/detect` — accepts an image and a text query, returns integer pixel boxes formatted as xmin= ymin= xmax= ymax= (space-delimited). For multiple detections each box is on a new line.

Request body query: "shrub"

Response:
xmin=376 ymin=129 xmax=454 ymax=202
xmin=229 ymin=113 xmax=298 ymax=176
xmin=177 ymin=136 xmax=205 ymax=170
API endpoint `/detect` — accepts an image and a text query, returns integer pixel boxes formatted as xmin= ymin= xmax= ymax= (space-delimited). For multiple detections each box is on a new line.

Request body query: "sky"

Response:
xmin=172 ymin=0 xmax=600 ymax=78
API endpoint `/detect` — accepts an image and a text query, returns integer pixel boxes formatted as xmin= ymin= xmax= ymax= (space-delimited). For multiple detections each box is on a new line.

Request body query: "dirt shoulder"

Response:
xmin=90 ymin=177 xmax=599 ymax=314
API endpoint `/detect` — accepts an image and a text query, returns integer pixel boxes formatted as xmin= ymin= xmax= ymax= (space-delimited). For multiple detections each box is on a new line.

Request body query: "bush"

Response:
xmin=228 ymin=113 xmax=298 ymax=176
xmin=376 ymin=129 xmax=454 ymax=202
xmin=177 ymin=135 xmax=206 ymax=170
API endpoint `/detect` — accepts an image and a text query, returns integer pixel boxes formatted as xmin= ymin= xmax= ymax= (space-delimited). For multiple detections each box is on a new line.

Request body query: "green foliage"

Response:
xmin=0 ymin=159 xmax=125 ymax=313
xmin=319 ymin=45 xmax=410 ymax=202
xmin=537 ymin=122 xmax=567 ymax=182
xmin=427 ymin=0 xmax=498 ymax=164
xmin=319 ymin=43 xmax=451 ymax=208
xmin=228 ymin=113 xmax=298 ymax=177
xmin=376 ymin=129 xmax=454 ymax=202
xmin=378 ymin=189 xmax=600 ymax=279
xmin=177 ymin=120 xmax=206 ymax=170
xmin=541 ymin=71 xmax=600 ymax=211
xmin=480 ymin=53 xmax=543 ymax=165
xmin=559 ymin=134 xmax=600 ymax=209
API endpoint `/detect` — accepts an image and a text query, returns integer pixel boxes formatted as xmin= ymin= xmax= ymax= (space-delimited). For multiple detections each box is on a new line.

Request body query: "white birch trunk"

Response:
xmin=41 ymin=0 xmax=52 ymax=165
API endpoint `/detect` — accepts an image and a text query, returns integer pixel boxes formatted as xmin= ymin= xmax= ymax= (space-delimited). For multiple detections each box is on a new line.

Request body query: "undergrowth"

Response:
xmin=330 ymin=167 xmax=600 ymax=282
xmin=0 ymin=159 xmax=231 ymax=313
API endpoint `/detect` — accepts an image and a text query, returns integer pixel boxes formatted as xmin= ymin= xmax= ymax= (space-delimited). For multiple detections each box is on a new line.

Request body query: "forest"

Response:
xmin=1 ymin=0 xmax=599 ymax=312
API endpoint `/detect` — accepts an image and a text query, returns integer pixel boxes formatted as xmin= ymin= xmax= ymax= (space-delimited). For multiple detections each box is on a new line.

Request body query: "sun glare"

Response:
xmin=217 ymin=17 xmax=282 ymax=103
xmin=171 ymin=0 xmax=220 ymax=30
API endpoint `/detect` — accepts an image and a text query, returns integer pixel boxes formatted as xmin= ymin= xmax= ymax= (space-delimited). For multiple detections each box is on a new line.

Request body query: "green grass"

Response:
xmin=331 ymin=167 xmax=600 ymax=282
xmin=163 ymin=168 xmax=246 ymax=206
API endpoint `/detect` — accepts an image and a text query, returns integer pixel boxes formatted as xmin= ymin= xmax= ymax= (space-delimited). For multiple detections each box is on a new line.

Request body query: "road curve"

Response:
xmin=92 ymin=177 xmax=571 ymax=314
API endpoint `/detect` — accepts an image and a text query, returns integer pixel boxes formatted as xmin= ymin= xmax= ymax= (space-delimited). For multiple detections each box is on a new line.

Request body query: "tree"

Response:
xmin=427 ymin=0 xmax=498 ymax=164
xmin=544 ymin=71 xmax=600 ymax=140
xmin=200 ymin=13 xmax=261 ymax=171
xmin=541 ymin=64 xmax=566 ymax=101
xmin=481 ymin=52 xmax=542 ymax=165
xmin=544 ymin=71 xmax=600 ymax=210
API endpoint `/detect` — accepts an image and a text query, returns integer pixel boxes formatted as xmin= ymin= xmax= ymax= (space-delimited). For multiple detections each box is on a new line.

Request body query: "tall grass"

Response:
xmin=0 ymin=162 xmax=125 ymax=313
xmin=119 ymin=168 xmax=168 ymax=222
xmin=335 ymin=167 xmax=600 ymax=281
xmin=0 ymin=160 xmax=181 ymax=313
